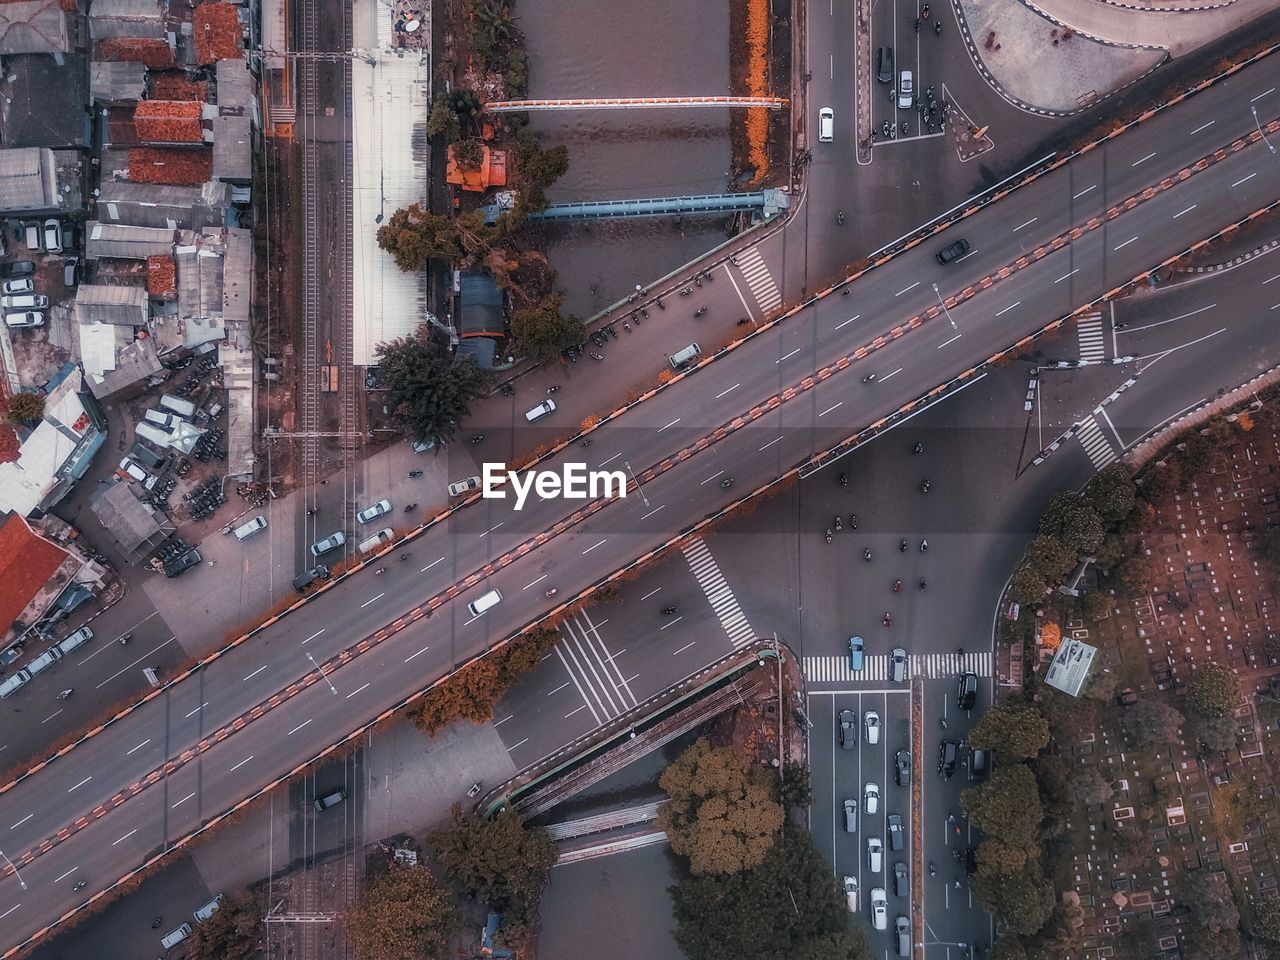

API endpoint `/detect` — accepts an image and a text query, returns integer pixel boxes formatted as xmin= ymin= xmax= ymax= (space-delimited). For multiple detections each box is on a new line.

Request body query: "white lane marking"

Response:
xmin=640 ymin=588 xmax=662 ymax=601
xmin=1122 ymin=303 xmax=1215 ymax=333
xmin=287 ymin=719 xmax=314 ymax=735
xmin=360 ymin=593 xmax=384 ymax=608
xmin=184 ymin=702 xmax=208 ymax=719
xmin=995 ymin=301 xmax=1021 ymax=317
xmin=0 ymin=905 xmax=19 ymax=920
xmin=1173 ymin=204 xmax=1197 ymax=219
xmin=303 ymin=629 xmax=325 ymax=644
xmin=1232 ymin=172 xmax=1258 ymax=187
xmin=660 ymin=617 xmax=685 ymax=631
xmin=582 ymin=540 xmax=607 ymax=555
xmin=229 ymin=755 xmax=254 ymax=773
xmin=818 ymin=401 xmax=844 ymax=418
xmin=894 ymin=281 xmax=921 ymax=297
xmin=639 ymin=504 xmax=667 ymax=520
xmin=507 ymin=737 xmax=529 ymax=753
xmin=599 ymin=453 xmax=623 ymax=467
xmin=1114 ymin=237 xmax=1139 ymax=250
xmin=9 ymin=814 xmax=32 ymax=830
xmin=880 ymin=367 xmax=904 ymax=381
xmin=714 ymin=383 xmax=741 ymax=399
xmin=478 ymin=522 xmax=503 ymax=539
xmin=421 ymin=556 xmax=445 ymax=573
xmin=522 ymin=575 xmax=548 ymax=591
xmin=40 ymin=710 xmax=62 ymax=725
xmin=242 ymin=665 xmax=267 ymax=682
xmin=112 ymin=828 xmax=138 ymax=846
xmin=759 ymin=436 xmax=784 ymax=451
xmin=658 ymin=418 xmax=681 ymax=432
xmin=1250 ymin=87 xmax=1275 ymax=103
xmin=776 ymin=348 xmax=801 ymax=364
xmin=96 ymin=636 xmax=177 ymax=689
xmin=700 ymin=470 xmax=725 ymax=485
xmin=1190 ymin=120 xmax=1215 ymax=134
xmin=172 ymin=792 xmax=196 ymax=808
xmin=404 ymin=644 xmax=430 ymax=663
xmin=494 ymin=714 xmax=513 ymax=726
xmin=125 ymin=738 xmax=151 ymax=756
xmin=345 ymin=682 xmax=370 ymax=700
xmin=938 ymin=333 xmax=962 ymax=349
xmin=835 ymin=314 xmax=862 ymax=330
xmin=68 ymin=776 xmax=92 ymax=793
xmin=1131 ymin=151 xmax=1156 ymax=167
xmin=672 ymin=641 xmax=697 ymax=655
xmin=548 ymin=681 xmax=572 ymax=696
xmin=53 ymin=867 xmax=77 ymax=883
xmin=1264 ymin=273 xmax=1280 ymax=285
xmin=1072 ymin=184 xmax=1097 ymax=200
xmin=1012 ymin=216 xmax=1037 ymax=231
xmin=565 ymin=704 xmax=589 ymax=718
xmin=1054 ymin=267 xmax=1080 ymax=284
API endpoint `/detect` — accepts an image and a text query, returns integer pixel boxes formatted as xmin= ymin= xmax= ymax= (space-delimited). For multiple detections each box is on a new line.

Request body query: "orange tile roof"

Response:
xmin=0 ymin=514 xmax=68 ymax=636
xmin=128 ymin=147 xmax=213 ymax=185
xmin=446 ymin=144 xmax=507 ymax=192
xmin=99 ymin=38 xmax=175 ymax=68
xmin=147 ymin=255 xmax=176 ymax=296
xmin=193 ymin=3 xmax=244 ymax=65
xmin=134 ymin=100 xmax=204 ymax=144
xmin=149 ymin=74 xmax=206 ymax=101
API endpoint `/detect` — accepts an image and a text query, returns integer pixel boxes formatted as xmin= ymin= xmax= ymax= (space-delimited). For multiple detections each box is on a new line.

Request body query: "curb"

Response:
xmin=1175 ymin=236 xmax=1280 ymax=273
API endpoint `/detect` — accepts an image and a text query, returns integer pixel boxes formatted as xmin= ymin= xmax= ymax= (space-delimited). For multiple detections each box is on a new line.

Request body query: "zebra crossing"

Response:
xmin=553 ymin=611 xmax=638 ymax=727
xmin=804 ymin=651 xmax=994 ymax=685
xmin=1076 ymin=313 xmax=1106 ymax=362
xmin=736 ymin=247 xmax=782 ymax=314
xmin=682 ymin=538 xmax=756 ymax=647
xmin=1075 ymin=414 xmax=1118 ymax=470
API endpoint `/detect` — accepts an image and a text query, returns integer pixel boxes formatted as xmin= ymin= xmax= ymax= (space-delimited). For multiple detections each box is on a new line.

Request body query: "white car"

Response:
xmin=310 ymin=531 xmax=346 ymax=556
xmin=843 ymin=876 xmax=858 ymax=913
xmin=43 ymin=219 xmax=62 ymax=253
xmin=4 ymin=311 xmax=43 ymax=328
xmin=818 ymin=106 xmax=834 ymax=143
xmin=864 ymin=710 xmax=881 ymax=745
xmin=2 ymin=277 xmax=33 ymax=295
xmin=867 ymin=836 xmax=883 ymax=873
xmin=898 ymin=70 xmax=914 ymax=110
xmin=864 ymin=782 xmax=880 ymax=815
xmin=448 ymin=475 xmax=482 ymax=497
xmin=355 ymin=498 xmax=392 ymax=524
xmin=870 ymin=887 xmax=888 ymax=931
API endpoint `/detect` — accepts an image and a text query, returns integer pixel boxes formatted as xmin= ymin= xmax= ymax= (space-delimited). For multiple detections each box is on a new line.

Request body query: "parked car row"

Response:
xmin=1 ymin=259 xmax=43 ymax=328
xmin=0 ymin=627 xmax=92 ymax=699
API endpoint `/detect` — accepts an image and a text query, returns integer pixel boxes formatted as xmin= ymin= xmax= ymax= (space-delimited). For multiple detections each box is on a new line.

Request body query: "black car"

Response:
xmin=1 ymin=260 xmax=35 ymax=278
xmin=935 ymin=238 xmax=971 ymax=264
xmin=888 ymin=814 xmax=904 ymax=851
xmin=938 ymin=739 xmax=958 ymax=780
xmin=957 ymin=671 xmax=978 ymax=710
xmin=163 ymin=548 xmax=203 ymax=578
xmin=839 ymin=709 xmax=857 ymax=750
xmin=877 ymin=47 xmax=894 ymax=84
xmin=893 ymin=861 xmax=908 ymax=897
xmin=895 ymin=749 xmax=911 ymax=787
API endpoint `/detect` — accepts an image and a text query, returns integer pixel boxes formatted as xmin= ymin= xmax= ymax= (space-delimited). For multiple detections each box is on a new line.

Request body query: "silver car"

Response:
xmin=897 ymin=71 xmax=913 ymax=110
xmin=356 ymin=498 xmax=392 ymax=524
xmin=310 ymin=531 xmax=345 ymax=556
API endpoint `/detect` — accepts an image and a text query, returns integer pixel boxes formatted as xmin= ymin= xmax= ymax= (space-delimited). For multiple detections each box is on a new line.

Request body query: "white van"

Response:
xmin=467 ymin=589 xmax=502 ymax=617
xmin=159 ymin=394 xmax=197 ymax=418
xmin=0 ymin=670 xmax=31 ymax=698
xmin=524 ymin=399 xmax=556 ymax=422
xmin=193 ymin=893 xmax=224 ymax=923
xmin=26 ymin=646 xmax=63 ymax=676
xmin=669 ymin=343 xmax=702 ymax=370
xmin=0 ymin=293 xmax=47 ymax=309
xmin=56 ymin=627 xmax=93 ymax=656
xmin=357 ymin=528 xmax=393 ymax=553
xmin=160 ymin=922 xmax=192 ymax=950
xmin=233 ymin=516 xmax=267 ymax=541
xmin=144 ymin=409 xmax=179 ymax=430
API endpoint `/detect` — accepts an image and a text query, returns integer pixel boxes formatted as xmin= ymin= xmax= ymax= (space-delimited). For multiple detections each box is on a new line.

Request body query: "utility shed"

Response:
xmin=90 ymin=481 xmax=172 ymax=560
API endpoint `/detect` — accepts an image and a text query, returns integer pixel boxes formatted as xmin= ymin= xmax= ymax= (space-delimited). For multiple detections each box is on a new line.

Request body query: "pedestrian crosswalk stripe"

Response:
xmin=803 ymin=651 xmax=994 ymax=685
xmin=1075 ymin=414 xmax=1118 ymax=470
xmin=737 ymin=247 xmax=782 ymax=313
xmin=681 ymin=538 xmax=756 ymax=647
xmin=554 ymin=612 xmax=639 ymax=726
xmin=1077 ymin=313 xmax=1105 ymax=363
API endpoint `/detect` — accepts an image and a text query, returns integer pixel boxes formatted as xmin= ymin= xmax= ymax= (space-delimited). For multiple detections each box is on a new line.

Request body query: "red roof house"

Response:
xmin=0 ymin=513 xmax=69 ymax=636
xmin=133 ymin=100 xmax=204 ymax=144
xmin=128 ymin=147 xmax=213 ymax=185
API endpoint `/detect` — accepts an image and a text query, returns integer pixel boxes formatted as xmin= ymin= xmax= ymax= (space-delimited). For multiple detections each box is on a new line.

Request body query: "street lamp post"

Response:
xmin=0 ymin=847 xmax=28 ymax=890
xmin=306 ymin=652 xmax=338 ymax=696
xmin=1252 ymin=105 xmax=1276 ymax=154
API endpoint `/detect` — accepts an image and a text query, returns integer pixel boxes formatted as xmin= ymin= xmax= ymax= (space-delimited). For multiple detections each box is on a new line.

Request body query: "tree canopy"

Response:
xmin=670 ymin=824 xmax=871 ymax=960
xmin=1121 ymin=698 xmax=1184 ymax=745
xmin=657 ymin=738 xmax=785 ymax=876
xmin=961 ymin=764 xmax=1043 ymax=850
xmin=341 ymin=866 xmax=458 ymax=960
xmin=1252 ymin=894 xmax=1280 ymax=942
xmin=509 ymin=292 xmax=586 ymax=364
xmin=1185 ymin=663 xmax=1238 ymax=718
xmin=1038 ymin=492 xmax=1105 ymax=555
xmin=1083 ymin=463 xmax=1137 ymax=525
xmin=972 ymin=860 xmax=1056 ymax=936
xmin=376 ymin=328 xmax=491 ymax=448
xmin=3 ymin=392 xmax=44 ymax=425
xmin=968 ymin=701 xmax=1050 ymax=760
xmin=189 ymin=894 xmax=260 ymax=960
xmin=376 ymin=204 xmax=463 ymax=272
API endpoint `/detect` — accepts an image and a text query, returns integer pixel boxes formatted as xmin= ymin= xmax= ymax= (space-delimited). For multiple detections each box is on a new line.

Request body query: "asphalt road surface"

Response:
xmin=2 ymin=50 xmax=1280 ymax=956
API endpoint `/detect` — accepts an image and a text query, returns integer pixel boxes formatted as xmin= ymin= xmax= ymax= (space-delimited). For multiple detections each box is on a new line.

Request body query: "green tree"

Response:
xmin=658 ymin=738 xmax=785 ymax=876
xmin=1258 ymin=527 xmax=1280 ymax=566
xmin=1080 ymin=667 xmax=1118 ymax=701
xmin=1252 ymin=894 xmax=1280 ymax=942
xmin=1008 ymin=564 xmax=1051 ymax=607
xmin=505 ymin=47 xmax=529 ymax=96
xmin=453 ymin=137 xmax=484 ymax=171
xmin=1031 ymin=754 xmax=1072 ymax=835
xmin=426 ymin=98 xmax=461 ymax=142
xmin=518 ymin=144 xmax=570 ymax=212
xmin=1189 ymin=711 xmax=1237 ymax=751
xmin=989 ymin=933 xmax=1030 ymax=960
xmin=1022 ymin=535 xmax=1077 ymax=583
xmin=1081 ymin=591 xmax=1111 ymax=621
xmin=1083 ymin=462 xmax=1137 ymax=525
xmin=670 ymin=824 xmax=871 ymax=960
xmin=976 ymin=836 xmax=1035 ymax=877
xmin=3 ymin=392 xmax=43 ymax=424
xmin=509 ymin=292 xmax=586 ymax=364
xmin=341 ymin=865 xmax=459 ymax=960
xmin=969 ymin=701 xmax=1050 ymax=760
xmin=1183 ymin=872 xmax=1241 ymax=960
xmin=1140 ymin=459 xmax=1181 ymax=500
xmin=1121 ymin=699 xmax=1183 ymax=745
xmin=429 ymin=804 xmax=556 ymax=947
xmin=377 ymin=328 xmax=490 ymax=448
xmin=1070 ymin=767 xmax=1113 ymax=805
xmin=376 ymin=204 xmax=462 ymax=271
xmin=1114 ymin=556 xmax=1152 ymax=592
xmin=1176 ymin=433 xmax=1214 ymax=476
xmin=972 ymin=860 xmax=1055 ymax=936
xmin=188 ymin=893 xmax=260 ymax=960
xmin=960 ymin=765 xmax=1043 ymax=849
xmin=1185 ymin=663 xmax=1238 ymax=718
xmin=1038 ymin=492 xmax=1104 ymax=554
xmin=780 ymin=763 xmax=813 ymax=809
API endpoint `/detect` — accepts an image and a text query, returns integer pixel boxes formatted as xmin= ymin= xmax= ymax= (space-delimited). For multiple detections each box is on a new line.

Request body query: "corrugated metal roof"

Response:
xmin=223 ymin=226 xmax=250 ymax=324
xmin=0 ymin=369 xmax=95 ymax=517
xmin=86 ymin=220 xmax=175 ymax=260
xmin=0 ymin=146 xmax=57 ymax=212
xmin=215 ymin=58 xmax=254 ymax=112
xmin=0 ymin=0 xmax=69 ymax=55
xmin=211 ymin=113 xmax=251 ymax=181
xmin=174 ymin=240 xmax=222 ymax=318
xmin=90 ymin=60 xmax=146 ymax=103
xmin=96 ymin=179 xmax=228 ymax=229
xmin=74 ymin=283 xmax=148 ymax=325
xmin=90 ymin=481 xmax=170 ymax=556
xmin=88 ymin=0 xmax=165 ymax=40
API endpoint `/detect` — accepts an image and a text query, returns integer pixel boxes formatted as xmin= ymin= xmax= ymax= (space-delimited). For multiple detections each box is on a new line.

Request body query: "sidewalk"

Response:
xmin=1016 ymin=0 xmax=1275 ymax=55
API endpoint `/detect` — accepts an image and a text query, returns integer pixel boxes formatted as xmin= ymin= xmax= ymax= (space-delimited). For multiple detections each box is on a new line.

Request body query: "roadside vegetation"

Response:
xmin=342 ymin=864 xmax=459 ymax=960
xmin=376 ymin=326 xmax=491 ymax=448
xmin=188 ymin=893 xmax=260 ymax=960
xmin=658 ymin=739 xmax=870 ymax=960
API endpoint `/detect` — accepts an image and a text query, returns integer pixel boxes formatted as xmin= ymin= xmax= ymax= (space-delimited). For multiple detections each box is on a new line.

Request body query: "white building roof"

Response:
xmin=0 ymin=369 xmax=93 ymax=516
